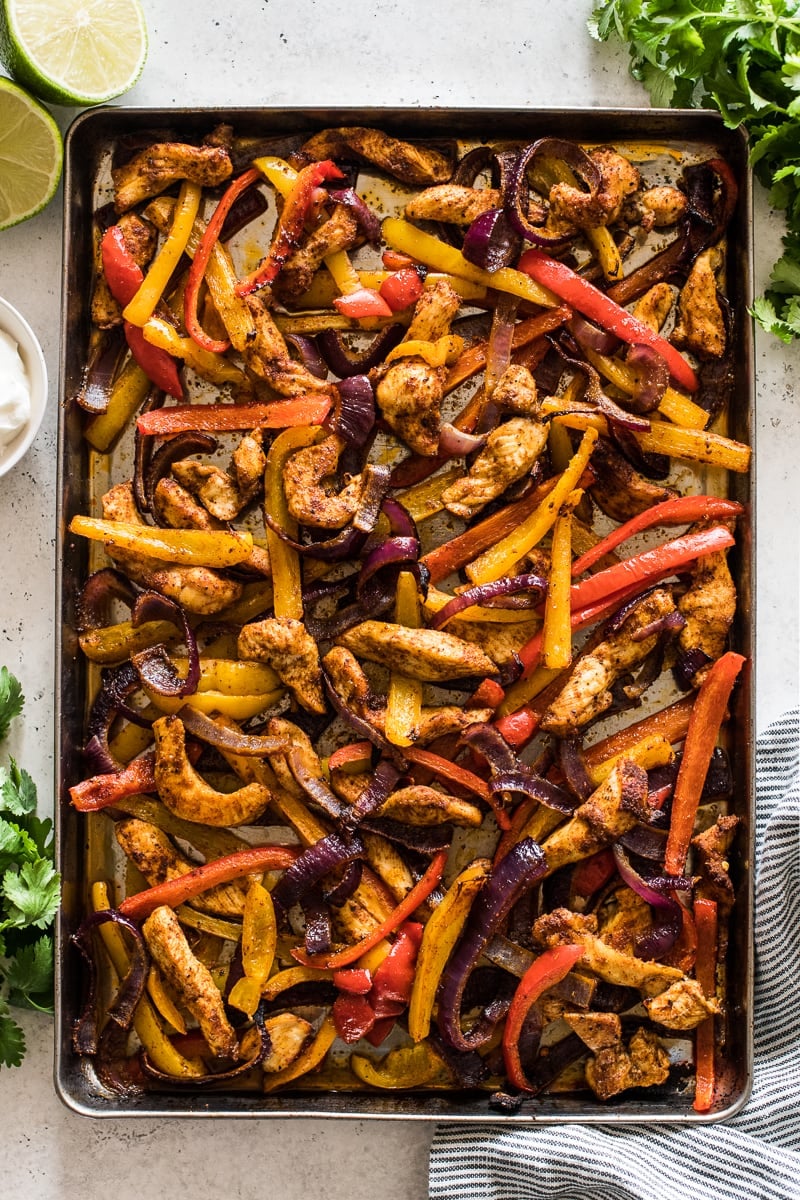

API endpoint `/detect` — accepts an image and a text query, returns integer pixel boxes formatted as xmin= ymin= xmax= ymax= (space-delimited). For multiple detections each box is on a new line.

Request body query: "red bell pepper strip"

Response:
xmin=235 ymin=159 xmax=345 ymax=296
xmin=332 ymin=967 xmax=373 ymax=995
xmin=333 ymin=287 xmax=394 ymax=318
xmin=332 ymin=993 xmax=377 ymax=1044
xmin=693 ymin=897 xmax=718 ymax=1112
xmin=101 ymin=226 xmax=184 ymax=398
xmin=369 ymin=922 xmax=422 ymax=1011
xmin=502 ymin=944 xmax=585 ymax=1091
xmin=664 ymin=651 xmax=746 ymax=877
xmin=569 ymin=848 xmax=617 ymax=902
xmin=571 ymin=496 xmax=745 ymax=577
xmin=184 ymin=166 xmax=261 ymax=353
xmin=118 ymin=844 xmax=301 ymax=922
xmin=136 ymin=395 xmax=332 ymax=436
xmin=379 ymin=268 xmax=425 ymax=312
xmin=364 ymin=1016 xmax=397 ymax=1047
xmin=382 ymin=249 xmax=416 ymax=271
xmin=493 ymin=706 xmax=540 ymax=751
xmin=291 ymin=849 xmax=447 ymax=970
xmin=69 ymin=752 xmax=158 ymax=812
xmin=468 ymin=679 xmax=505 ymax=710
xmin=327 ymin=741 xmax=374 ymax=773
xmin=517 ymin=247 xmax=699 ymax=394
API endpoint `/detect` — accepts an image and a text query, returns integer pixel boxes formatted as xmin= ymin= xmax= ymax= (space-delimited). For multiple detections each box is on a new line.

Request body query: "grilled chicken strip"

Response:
xmin=152 ymin=477 xmax=218 ymax=530
xmin=589 ymin=438 xmax=677 ymax=524
xmin=444 ymin=616 xmax=540 ymax=668
xmin=171 ymin=431 xmax=266 ymax=523
xmin=275 ymin=204 xmax=359 ymax=300
xmin=375 ymin=279 xmax=461 ymax=455
xmin=643 ymin=979 xmax=720 ymax=1031
xmin=242 ymin=294 xmax=335 ymax=398
xmin=672 ymin=245 xmax=727 ymax=359
xmin=115 ymin=818 xmax=249 ymax=916
xmin=142 ymin=905 xmax=238 ymax=1059
xmin=692 ymin=814 xmax=739 ymax=920
xmin=404 ymin=185 xmax=546 ymax=227
xmin=336 ymin=620 xmax=497 ymax=682
xmin=492 ymin=364 xmax=541 ymax=416
xmin=282 ymin=434 xmax=364 ymax=528
xmin=238 ymin=617 xmax=325 ymax=713
xmin=630 ymin=185 xmax=688 ymax=231
xmin=113 ymin=142 xmax=233 ymax=212
xmin=441 ymin=417 xmax=549 ymax=520
xmin=101 ymin=482 xmax=243 ymax=615
xmin=298 ymin=127 xmax=453 ymax=185
xmin=549 ymin=147 xmax=640 ymax=229
xmin=538 ymin=760 xmax=651 ymax=877
xmin=585 ymin=1027 xmax=670 ymax=1100
xmin=564 ymin=1011 xmax=622 ymax=1053
xmin=677 ymin=525 xmax=736 ymax=686
xmin=91 ymin=211 xmax=157 ymax=328
xmin=541 ymin=588 xmax=677 ymax=735
xmin=632 ymin=282 xmax=675 ymax=333
xmin=332 ymin=773 xmax=483 ymax=828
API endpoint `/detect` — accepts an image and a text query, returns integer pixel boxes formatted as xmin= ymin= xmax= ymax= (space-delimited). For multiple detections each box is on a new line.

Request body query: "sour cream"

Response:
xmin=0 ymin=329 xmax=31 ymax=450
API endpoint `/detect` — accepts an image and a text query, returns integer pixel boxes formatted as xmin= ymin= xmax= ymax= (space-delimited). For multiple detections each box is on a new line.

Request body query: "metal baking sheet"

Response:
xmin=54 ymin=107 xmax=755 ymax=1121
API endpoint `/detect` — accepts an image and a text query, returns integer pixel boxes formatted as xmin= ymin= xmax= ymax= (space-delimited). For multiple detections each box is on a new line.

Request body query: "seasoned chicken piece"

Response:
xmin=444 ymin=617 xmax=540 ymax=668
xmin=441 ymin=417 xmax=548 ymax=520
xmin=101 ymin=482 xmax=243 ymax=615
xmin=585 ymin=1027 xmax=670 ymax=1099
xmin=336 ymin=620 xmax=497 ymax=682
xmin=404 ymin=277 xmax=462 ymax=343
xmin=172 ymin=462 xmax=252 ymax=523
xmin=534 ymin=908 xmax=685 ymax=998
xmin=332 ymin=774 xmax=483 ymax=828
xmin=677 ymin=528 xmax=736 ymax=686
xmin=589 ymin=438 xmax=677 ymax=524
xmin=361 ymin=831 xmax=416 ymax=904
xmin=632 ymin=282 xmax=675 ymax=333
xmin=405 ymin=185 xmax=547 ymax=227
xmin=91 ymin=211 xmax=157 ymax=328
xmin=233 ymin=430 xmax=267 ymax=491
xmin=153 ymin=714 xmax=273 ymax=826
xmin=564 ymin=1011 xmax=622 ymax=1052
xmin=261 ymin=1013 xmax=313 ymax=1074
xmin=549 ymin=147 xmax=640 ymax=229
xmin=692 ymin=814 xmax=739 ymax=916
xmin=492 ymin=364 xmax=541 ymax=416
xmin=643 ymin=978 xmax=720 ymax=1031
xmin=115 ymin=818 xmax=249 ymax=916
xmin=113 ymin=141 xmax=232 ymax=212
xmin=142 ymin=905 xmax=238 ymax=1059
xmin=672 ymin=245 xmax=727 ymax=359
xmin=298 ymin=127 xmax=453 ymax=185
xmin=152 ymin=477 xmax=217 ymax=530
xmin=238 ymin=617 xmax=324 ymax=713
xmin=596 ymin=885 xmax=653 ymax=955
xmin=282 ymin=435 xmax=364 ymax=528
xmin=636 ymin=185 xmax=688 ymax=230
xmin=541 ymin=588 xmax=678 ymax=735
xmin=276 ymin=204 xmax=359 ymax=300
xmin=416 ymin=705 xmax=494 ymax=743
xmin=539 ymin=760 xmax=651 ymax=876
xmin=242 ymin=294 xmax=336 ymax=398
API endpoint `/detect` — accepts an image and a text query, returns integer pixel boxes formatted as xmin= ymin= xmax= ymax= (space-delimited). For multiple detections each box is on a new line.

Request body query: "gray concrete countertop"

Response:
xmin=0 ymin=1 xmax=797 ymax=1194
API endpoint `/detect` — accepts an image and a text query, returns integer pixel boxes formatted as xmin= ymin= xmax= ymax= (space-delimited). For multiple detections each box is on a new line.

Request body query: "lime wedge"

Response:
xmin=0 ymin=77 xmax=63 ymax=231
xmin=0 ymin=0 xmax=148 ymax=107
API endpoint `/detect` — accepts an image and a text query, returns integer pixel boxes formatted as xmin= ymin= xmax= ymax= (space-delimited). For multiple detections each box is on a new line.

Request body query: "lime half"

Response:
xmin=0 ymin=77 xmax=63 ymax=231
xmin=0 ymin=0 xmax=148 ymax=107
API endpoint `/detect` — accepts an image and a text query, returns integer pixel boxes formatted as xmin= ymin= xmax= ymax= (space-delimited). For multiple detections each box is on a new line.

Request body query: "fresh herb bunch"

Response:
xmin=589 ymin=0 xmax=800 ymax=342
xmin=0 ymin=668 xmax=60 ymax=1068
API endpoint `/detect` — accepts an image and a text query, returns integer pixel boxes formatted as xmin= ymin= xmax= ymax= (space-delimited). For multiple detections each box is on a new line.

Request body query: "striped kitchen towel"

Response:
xmin=429 ymin=710 xmax=800 ymax=1200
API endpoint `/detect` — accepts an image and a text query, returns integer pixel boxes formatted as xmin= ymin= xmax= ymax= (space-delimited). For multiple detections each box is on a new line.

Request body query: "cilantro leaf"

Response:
xmin=1 ymin=859 xmax=61 ymax=932
xmin=5 ymin=936 xmax=55 ymax=1012
xmin=0 ymin=817 xmax=38 ymax=874
xmin=0 ymin=1011 xmax=26 ymax=1068
xmin=0 ymin=669 xmax=24 ymax=744
xmin=0 ymin=759 xmax=38 ymax=817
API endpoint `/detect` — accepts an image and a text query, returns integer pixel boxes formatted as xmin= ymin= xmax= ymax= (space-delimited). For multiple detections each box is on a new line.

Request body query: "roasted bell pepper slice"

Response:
xmin=141 ymin=316 xmax=248 ymax=387
xmin=262 ymin=965 xmax=334 ymax=1001
xmin=379 ymin=266 xmax=425 ymax=312
xmin=70 ymin=752 xmax=158 ymax=811
xmin=541 ymin=490 xmax=580 ymax=669
xmin=582 ymin=345 xmax=709 ymax=430
xmin=235 ymin=158 xmax=345 ymax=296
xmin=327 ymin=742 xmax=374 ymax=774
xmin=502 ymin=943 xmax=585 ymax=1091
xmin=262 ymin=1015 xmax=337 ymax=1092
xmin=136 ymin=395 xmax=331 ymax=436
xmin=693 ymin=897 xmax=718 ymax=1112
xmin=122 ymin=320 xmax=184 ymax=397
xmin=385 ymin=571 xmax=424 ymax=748
xmin=333 ymin=992 xmax=377 ymax=1043
xmin=665 ymin=651 xmax=746 ymax=877
xmin=350 ymin=1042 xmax=453 ymax=1088
xmin=408 ymin=859 xmax=491 ymax=1042
xmin=228 ymin=882 xmax=278 ymax=1016
xmin=184 ymin=167 xmax=261 ymax=353
xmin=333 ymin=287 xmax=394 ymax=318
xmin=83 ymin=357 xmax=151 ymax=453
xmin=69 ymin=515 xmax=254 ymax=568
xmin=384 ymin=334 xmax=464 ymax=368
xmin=517 ymin=247 xmax=698 ymax=394
xmin=79 ymin=617 xmax=179 ymax=665
xmin=369 ymin=921 xmax=423 ymax=1018
xmin=583 ymin=695 xmax=696 ymax=770
xmin=569 ymin=848 xmax=617 ymax=902
xmin=265 ymin=425 xmax=323 ymax=619
xmin=119 ymin=844 xmax=300 ymax=922
xmin=124 ymin=181 xmax=202 ymax=326
xmin=333 ymin=967 xmax=373 ymax=995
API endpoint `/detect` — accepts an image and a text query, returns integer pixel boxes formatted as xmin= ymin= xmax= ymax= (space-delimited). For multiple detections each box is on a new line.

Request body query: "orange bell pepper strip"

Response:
xmin=444 ymin=305 xmax=572 ymax=392
xmin=136 ymin=395 xmax=332 ymax=436
xmin=664 ymin=651 xmax=746 ymax=877
xmin=70 ymin=752 xmax=158 ymax=811
xmin=291 ymin=849 xmax=448 ymax=970
xmin=502 ymin=944 xmax=585 ymax=1091
xmin=517 ymin=247 xmax=698 ymax=394
xmin=118 ymin=844 xmax=301 ymax=922
xmin=184 ymin=167 xmax=261 ymax=353
xmin=333 ymin=287 xmax=394 ymax=318
xmin=571 ymin=496 xmax=744 ymax=577
xmin=693 ymin=897 xmax=718 ymax=1112
xmin=583 ymin=694 xmax=696 ymax=770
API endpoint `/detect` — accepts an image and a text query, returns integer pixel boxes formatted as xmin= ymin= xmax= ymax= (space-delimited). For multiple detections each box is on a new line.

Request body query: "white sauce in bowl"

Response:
xmin=0 ymin=329 xmax=31 ymax=449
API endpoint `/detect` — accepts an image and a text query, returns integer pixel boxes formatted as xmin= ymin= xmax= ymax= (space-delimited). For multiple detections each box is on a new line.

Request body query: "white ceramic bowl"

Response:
xmin=0 ymin=295 xmax=48 ymax=477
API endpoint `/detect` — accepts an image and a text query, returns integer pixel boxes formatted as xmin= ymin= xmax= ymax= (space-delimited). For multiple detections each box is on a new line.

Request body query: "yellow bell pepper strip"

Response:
xmin=325 ymin=248 xmax=363 ymax=296
xmin=265 ymin=425 xmax=322 ymax=619
xmin=262 ymin=966 xmax=334 ymax=1002
xmin=383 ymin=217 xmax=558 ymax=308
xmin=236 ymin=159 xmax=345 ymax=297
xmin=174 ymin=905 xmax=243 ymax=942
xmin=262 ymin=1016 xmax=337 ymax=1091
xmin=147 ymin=687 xmax=285 ymax=721
xmin=385 ymin=570 xmax=424 ymax=748
xmin=497 ymin=666 xmax=563 ymax=718
xmin=693 ymin=897 xmax=719 ymax=1113
xmin=517 ymin=247 xmax=699 ymax=394
xmin=136 ymin=395 xmax=331 ymax=437
xmin=118 ymin=844 xmax=301 ymax=922
xmin=184 ymin=167 xmax=261 ymax=353
xmin=541 ymin=398 xmax=752 ymax=473
xmin=141 ymin=316 xmax=249 ymax=388
xmin=408 ymin=858 xmax=491 ymax=1042
xmin=466 ymin=427 xmax=598 ymax=585
xmin=69 ymin=516 xmax=254 ymax=568
xmin=83 ymin=357 xmax=151 ymax=453
xmin=587 ymin=733 xmax=674 ymax=787
xmin=123 ymin=181 xmax=202 ymax=326
xmin=394 ymin=466 xmax=463 ymax=524
xmin=384 ymin=334 xmax=465 ymax=369
xmin=215 ymin=580 xmax=275 ymax=625
xmin=146 ymin=966 xmax=187 ymax=1034
xmin=664 ymin=651 xmax=746 ymax=877
xmin=350 ymin=1042 xmax=454 ymax=1088
xmin=91 ymin=882 xmax=206 ymax=1078
xmin=541 ymin=493 xmax=579 ymax=670
xmin=291 ymin=849 xmax=448 ymax=970
xmin=582 ymin=345 xmax=709 ymax=431
xmin=502 ymin=944 xmax=585 ymax=1091
xmin=571 ymin=495 xmax=745 ymax=577
xmin=228 ymin=883 xmax=278 ymax=1016
xmin=79 ymin=618 xmax=179 ymax=665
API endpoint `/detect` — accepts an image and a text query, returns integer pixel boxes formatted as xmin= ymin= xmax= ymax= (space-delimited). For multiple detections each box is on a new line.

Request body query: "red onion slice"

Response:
xmin=75 ymin=328 xmax=127 ymax=415
xmin=284 ymin=333 xmax=329 ymax=380
xmin=272 ymin=832 xmax=364 ymax=912
xmin=317 ymin=325 xmax=405 ymax=377
xmin=328 ymin=375 xmax=376 ymax=446
xmin=131 ymin=590 xmax=200 ymax=698
xmin=177 ymin=704 xmax=290 ymax=757
xmin=462 ymin=207 xmax=521 ymax=272
xmin=627 ymin=343 xmax=671 ymax=414
xmin=77 ymin=568 xmax=137 ymax=633
xmin=329 ymin=188 xmax=382 ymax=243
xmin=437 ymin=423 xmax=487 ymax=457
xmin=429 ymin=573 xmax=547 ymax=630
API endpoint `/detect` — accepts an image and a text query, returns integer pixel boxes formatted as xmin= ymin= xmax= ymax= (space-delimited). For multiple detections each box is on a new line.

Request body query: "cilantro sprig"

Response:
xmin=0 ymin=668 xmax=60 ymax=1068
xmin=589 ymin=0 xmax=800 ymax=342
